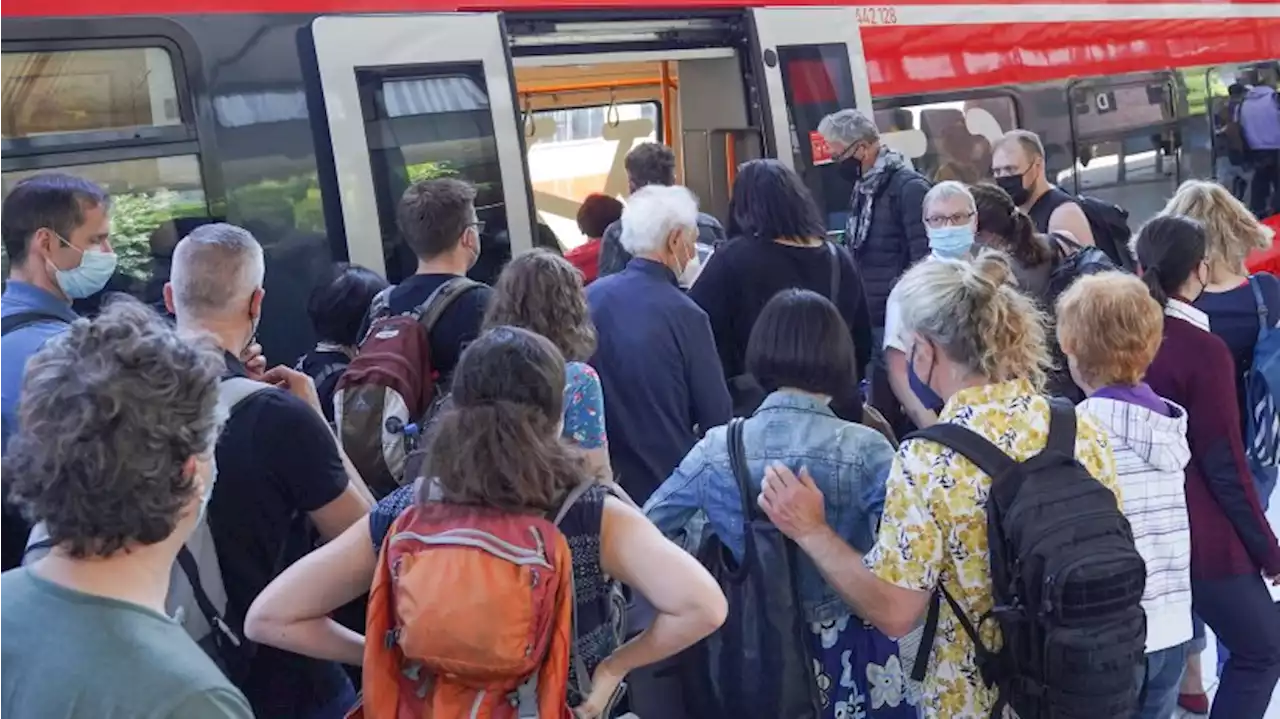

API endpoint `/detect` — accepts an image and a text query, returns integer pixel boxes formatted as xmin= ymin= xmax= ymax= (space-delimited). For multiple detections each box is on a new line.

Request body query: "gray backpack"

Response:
xmin=25 ymin=376 xmax=272 ymax=683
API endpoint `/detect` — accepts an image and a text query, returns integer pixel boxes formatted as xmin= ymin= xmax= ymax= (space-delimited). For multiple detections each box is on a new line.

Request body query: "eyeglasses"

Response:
xmin=469 ymin=220 xmax=486 ymax=235
xmin=924 ymin=211 xmax=976 ymax=228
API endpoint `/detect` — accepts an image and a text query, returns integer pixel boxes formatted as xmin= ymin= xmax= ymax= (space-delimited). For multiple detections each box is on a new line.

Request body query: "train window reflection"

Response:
xmin=873 ymin=95 xmax=1017 ymax=183
xmin=1 ymin=154 xmax=210 ymax=314
xmin=527 ymin=102 xmax=659 ymax=249
xmin=1070 ymin=82 xmax=1173 ymax=138
xmin=1057 ymin=132 xmax=1178 ymax=228
xmin=359 ymin=65 xmax=507 ymax=284
xmin=1 ymin=48 xmax=182 ymax=138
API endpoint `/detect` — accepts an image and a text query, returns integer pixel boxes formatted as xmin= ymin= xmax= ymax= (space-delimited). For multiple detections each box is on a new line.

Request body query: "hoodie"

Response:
xmin=1239 ymin=85 xmax=1280 ymax=151
xmin=1078 ymin=394 xmax=1194 ymax=653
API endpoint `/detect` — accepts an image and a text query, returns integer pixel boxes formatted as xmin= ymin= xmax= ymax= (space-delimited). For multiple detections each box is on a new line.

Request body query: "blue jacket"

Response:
xmin=587 ymin=258 xmax=732 ymax=503
xmin=1 ymin=282 xmax=77 ymax=452
xmin=644 ymin=390 xmax=896 ymax=624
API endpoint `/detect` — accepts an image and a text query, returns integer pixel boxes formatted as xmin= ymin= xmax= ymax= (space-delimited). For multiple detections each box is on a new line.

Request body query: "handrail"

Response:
xmin=519 ymin=76 xmax=679 ymax=96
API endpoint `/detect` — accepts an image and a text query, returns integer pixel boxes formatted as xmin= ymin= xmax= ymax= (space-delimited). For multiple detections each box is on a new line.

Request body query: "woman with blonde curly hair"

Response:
xmin=757 ymin=249 xmax=1121 ymax=718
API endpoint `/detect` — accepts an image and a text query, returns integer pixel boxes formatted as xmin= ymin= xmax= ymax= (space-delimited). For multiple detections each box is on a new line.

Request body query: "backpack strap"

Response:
xmin=727 ymin=418 xmax=753 ymax=519
xmin=413 ymin=277 xmax=483 ymax=332
xmin=1 ymin=311 xmax=69 ymax=337
xmin=1041 ymin=397 xmax=1078 ymax=460
xmin=218 ymin=375 xmax=274 ymax=416
xmin=825 ymin=241 xmax=841 ymax=302
xmin=1250 ymin=275 xmax=1271 ymax=345
xmin=911 ymin=583 xmax=989 ymax=681
xmin=176 ymin=545 xmax=241 ymax=648
xmin=905 ymin=423 xmax=1019 ymax=483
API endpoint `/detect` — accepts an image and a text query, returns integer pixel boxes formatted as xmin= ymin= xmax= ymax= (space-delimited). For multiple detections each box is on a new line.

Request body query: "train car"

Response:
xmin=2 ymin=0 xmax=1278 ymax=361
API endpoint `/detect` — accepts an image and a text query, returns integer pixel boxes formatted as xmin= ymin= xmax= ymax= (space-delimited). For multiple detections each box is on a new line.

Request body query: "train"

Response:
xmin=2 ymin=0 xmax=1278 ymax=361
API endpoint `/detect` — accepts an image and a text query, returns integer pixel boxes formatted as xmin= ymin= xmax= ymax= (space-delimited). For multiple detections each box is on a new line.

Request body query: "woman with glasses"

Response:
xmin=688 ymin=159 xmax=874 ymax=421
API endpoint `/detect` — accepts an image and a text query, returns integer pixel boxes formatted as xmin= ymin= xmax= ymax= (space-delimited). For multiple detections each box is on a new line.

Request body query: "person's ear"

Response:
xmin=30 ymin=228 xmax=57 ymax=263
xmin=163 ymin=282 xmax=177 ymax=314
xmin=249 ymin=287 xmax=265 ymax=318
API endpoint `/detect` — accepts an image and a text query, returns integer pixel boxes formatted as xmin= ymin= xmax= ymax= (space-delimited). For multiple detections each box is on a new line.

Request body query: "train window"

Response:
xmin=872 ymin=95 xmax=1018 ymax=184
xmin=1070 ymin=82 xmax=1174 ymax=138
xmin=776 ymin=44 xmax=857 ymax=231
xmin=2 ymin=48 xmax=182 ymax=138
xmin=527 ymin=102 xmax=659 ymax=249
xmin=357 ymin=66 xmax=510 ymax=283
xmin=1 ymin=154 xmax=208 ymax=313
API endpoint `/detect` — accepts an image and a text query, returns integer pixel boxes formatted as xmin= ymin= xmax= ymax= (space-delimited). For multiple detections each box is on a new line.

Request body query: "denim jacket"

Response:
xmin=644 ymin=390 xmax=896 ymax=624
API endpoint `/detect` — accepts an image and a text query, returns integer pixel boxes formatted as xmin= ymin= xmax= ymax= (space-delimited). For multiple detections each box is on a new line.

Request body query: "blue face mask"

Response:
xmin=926 ymin=225 xmax=975 ymax=260
xmin=49 ymin=234 xmax=117 ymax=299
xmin=908 ymin=344 xmax=946 ymax=413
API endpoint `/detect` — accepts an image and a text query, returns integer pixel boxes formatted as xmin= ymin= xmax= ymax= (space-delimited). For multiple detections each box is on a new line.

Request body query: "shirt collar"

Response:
xmin=938 ymin=378 xmax=1037 ymax=421
xmin=1165 ymin=298 xmax=1210 ymax=332
xmin=1 ymin=280 xmax=77 ymax=322
xmin=223 ymin=350 xmax=249 ymax=379
xmin=627 ymin=257 xmax=678 ymax=285
xmin=756 ymin=389 xmax=836 ymax=416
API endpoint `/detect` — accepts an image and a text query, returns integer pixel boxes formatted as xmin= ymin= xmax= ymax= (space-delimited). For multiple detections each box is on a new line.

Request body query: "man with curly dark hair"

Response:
xmin=1 ymin=298 xmax=253 ymax=718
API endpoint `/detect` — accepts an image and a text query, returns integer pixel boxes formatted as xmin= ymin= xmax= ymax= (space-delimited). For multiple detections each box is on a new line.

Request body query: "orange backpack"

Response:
xmin=350 ymin=480 xmax=599 ymax=718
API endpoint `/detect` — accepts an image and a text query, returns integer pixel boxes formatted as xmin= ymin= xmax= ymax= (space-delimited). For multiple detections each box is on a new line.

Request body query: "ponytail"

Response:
xmin=1133 ymin=215 xmax=1207 ymax=308
xmin=972 ymin=183 xmax=1053 ymax=267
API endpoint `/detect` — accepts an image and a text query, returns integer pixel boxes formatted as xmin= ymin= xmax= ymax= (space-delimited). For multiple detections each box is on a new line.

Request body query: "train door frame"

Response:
xmin=309 ymin=13 xmax=531 ymax=280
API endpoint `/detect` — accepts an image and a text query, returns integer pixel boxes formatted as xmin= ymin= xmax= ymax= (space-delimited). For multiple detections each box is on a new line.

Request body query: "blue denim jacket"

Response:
xmin=644 ymin=390 xmax=896 ymax=624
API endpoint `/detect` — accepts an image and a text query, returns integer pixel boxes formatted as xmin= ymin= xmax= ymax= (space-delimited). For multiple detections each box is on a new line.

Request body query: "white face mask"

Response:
xmin=678 ymin=251 xmax=703 ymax=289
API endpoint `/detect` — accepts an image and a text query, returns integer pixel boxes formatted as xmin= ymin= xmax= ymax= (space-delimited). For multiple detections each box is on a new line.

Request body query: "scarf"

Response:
xmin=848 ymin=147 xmax=909 ymax=251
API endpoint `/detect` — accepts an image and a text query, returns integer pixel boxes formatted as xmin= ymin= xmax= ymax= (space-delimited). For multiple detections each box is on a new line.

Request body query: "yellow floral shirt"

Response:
xmin=864 ymin=379 xmax=1119 ymax=719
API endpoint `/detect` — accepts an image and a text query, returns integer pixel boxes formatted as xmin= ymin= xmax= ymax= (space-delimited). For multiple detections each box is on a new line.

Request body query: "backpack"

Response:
xmin=1246 ymin=276 xmax=1280 ymax=467
xmin=23 ymin=375 xmax=274 ymax=685
xmin=1046 ymin=231 xmax=1118 ymax=305
xmin=352 ymin=479 xmax=616 ymax=719
xmin=1074 ymin=196 xmax=1136 ymax=272
xmin=334 ymin=277 xmax=480 ymax=498
xmin=907 ymin=399 xmax=1147 ymax=719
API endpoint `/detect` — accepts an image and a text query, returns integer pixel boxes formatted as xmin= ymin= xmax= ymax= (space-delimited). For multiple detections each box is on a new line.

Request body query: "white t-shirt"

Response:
xmin=883 ymin=254 xmax=948 ymax=354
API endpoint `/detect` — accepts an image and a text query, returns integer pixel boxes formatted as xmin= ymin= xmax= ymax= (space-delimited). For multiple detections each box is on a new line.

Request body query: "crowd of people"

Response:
xmin=1 ymin=105 xmax=1278 ymax=719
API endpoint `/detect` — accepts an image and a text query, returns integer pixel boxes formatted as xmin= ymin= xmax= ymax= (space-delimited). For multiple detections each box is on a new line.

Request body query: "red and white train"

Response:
xmin=2 ymin=0 xmax=1277 ymax=358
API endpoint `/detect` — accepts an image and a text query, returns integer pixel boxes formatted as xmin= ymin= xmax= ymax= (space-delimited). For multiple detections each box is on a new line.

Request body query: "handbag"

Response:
xmin=679 ymin=418 xmax=822 ymax=718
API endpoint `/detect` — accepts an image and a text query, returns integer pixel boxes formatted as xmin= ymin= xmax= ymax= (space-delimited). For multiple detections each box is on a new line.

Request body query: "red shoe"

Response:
xmin=1178 ymin=692 xmax=1210 ymax=715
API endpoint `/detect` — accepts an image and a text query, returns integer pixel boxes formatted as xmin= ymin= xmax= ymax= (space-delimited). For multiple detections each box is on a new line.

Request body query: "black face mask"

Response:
xmin=996 ymin=173 xmax=1031 ymax=206
xmin=838 ymin=155 xmax=862 ymax=184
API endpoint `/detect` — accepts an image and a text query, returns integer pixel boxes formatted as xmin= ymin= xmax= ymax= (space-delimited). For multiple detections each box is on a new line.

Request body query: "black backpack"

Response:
xmin=907 ymin=399 xmax=1147 ymax=719
xmin=1075 ymin=196 xmax=1136 ymax=271
xmin=1046 ymin=232 xmax=1118 ymax=306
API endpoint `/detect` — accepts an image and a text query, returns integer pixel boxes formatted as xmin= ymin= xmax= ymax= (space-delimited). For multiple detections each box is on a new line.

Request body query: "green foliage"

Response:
xmin=110 ymin=189 xmax=207 ymax=278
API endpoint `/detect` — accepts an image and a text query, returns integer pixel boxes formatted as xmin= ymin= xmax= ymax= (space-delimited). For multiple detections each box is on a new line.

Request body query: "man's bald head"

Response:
xmin=169 ymin=223 xmax=265 ymax=321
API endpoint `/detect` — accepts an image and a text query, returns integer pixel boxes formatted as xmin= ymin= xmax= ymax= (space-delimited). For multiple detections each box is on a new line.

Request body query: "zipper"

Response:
xmin=1041 ymin=550 xmax=1137 ymax=618
xmin=469 ymin=690 xmax=486 ymax=719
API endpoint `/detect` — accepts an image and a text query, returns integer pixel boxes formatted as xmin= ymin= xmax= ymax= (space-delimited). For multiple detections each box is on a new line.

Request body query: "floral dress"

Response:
xmin=810 ymin=614 xmax=921 ymax=719
xmin=563 ymin=361 xmax=607 ymax=449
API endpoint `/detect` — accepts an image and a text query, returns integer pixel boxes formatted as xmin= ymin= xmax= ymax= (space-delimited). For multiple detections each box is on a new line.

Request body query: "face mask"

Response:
xmin=995 ymin=173 xmax=1031 ymax=206
xmin=927 ymin=225 xmax=975 ymax=260
xmin=465 ymin=228 xmax=481 ymax=270
xmin=678 ymin=251 xmax=703 ymax=289
xmin=908 ymin=344 xmax=946 ymax=413
xmin=838 ymin=155 xmax=863 ymax=184
xmin=49 ymin=236 xmax=117 ymax=299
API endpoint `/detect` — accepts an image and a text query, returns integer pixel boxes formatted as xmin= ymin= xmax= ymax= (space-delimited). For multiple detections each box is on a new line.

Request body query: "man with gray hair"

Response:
xmin=818 ymin=108 xmax=931 ymax=403
xmin=165 ymin=222 xmax=372 ymax=718
xmin=880 ymin=181 xmax=978 ymax=429
xmin=587 ymin=185 xmax=731 ymax=502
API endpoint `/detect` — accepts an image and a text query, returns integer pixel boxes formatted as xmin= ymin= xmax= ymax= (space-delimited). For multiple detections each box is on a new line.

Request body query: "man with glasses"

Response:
xmin=991 ymin=129 xmax=1096 ymax=246
xmin=359 ymin=177 xmax=493 ymax=381
xmin=882 ymin=180 xmax=978 ymax=429
xmin=0 ymin=173 xmax=114 ymax=571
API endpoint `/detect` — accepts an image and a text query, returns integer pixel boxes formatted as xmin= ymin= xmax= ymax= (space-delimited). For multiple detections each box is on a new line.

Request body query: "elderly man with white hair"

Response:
xmin=165 ymin=223 xmax=372 ymax=719
xmin=587 ymin=185 xmax=732 ymax=503
xmin=882 ymin=180 xmax=978 ymax=429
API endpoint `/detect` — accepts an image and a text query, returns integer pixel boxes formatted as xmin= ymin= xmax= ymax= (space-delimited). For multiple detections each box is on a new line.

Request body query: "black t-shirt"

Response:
xmin=359 ymin=273 xmax=492 ymax=381
xmin=210 ymin=353 xmax=351 ymax=715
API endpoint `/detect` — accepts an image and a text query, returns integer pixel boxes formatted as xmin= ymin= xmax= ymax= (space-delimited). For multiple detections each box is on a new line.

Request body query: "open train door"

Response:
xmin=749 ymin=7 xmax=873 ymax=234
xmin=310 ymin=14 xmax=533 ymax=283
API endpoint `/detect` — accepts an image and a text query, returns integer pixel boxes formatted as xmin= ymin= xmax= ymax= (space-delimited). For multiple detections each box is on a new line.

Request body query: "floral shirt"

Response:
xmin=563 ymin=361 xmax=607 ymax=450
xmin=864 ymin=379 xmax=1119 ymax=719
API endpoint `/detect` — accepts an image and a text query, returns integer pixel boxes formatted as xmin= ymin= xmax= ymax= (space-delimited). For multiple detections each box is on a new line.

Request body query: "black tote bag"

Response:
xmin=679 ymin=417 xmax=821 ymax=719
